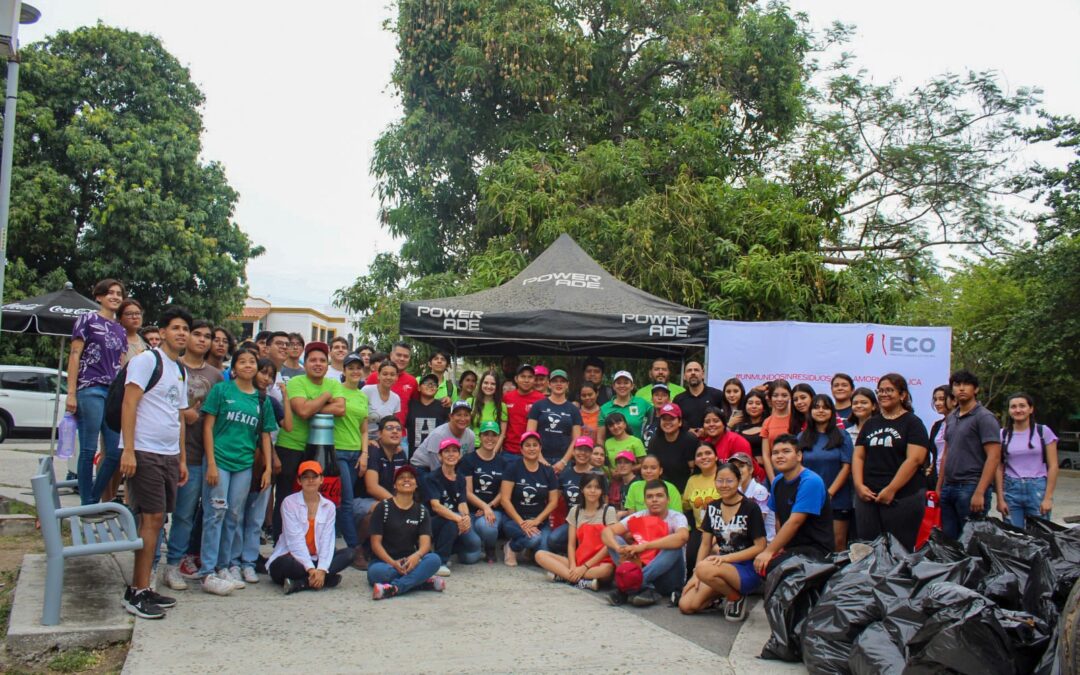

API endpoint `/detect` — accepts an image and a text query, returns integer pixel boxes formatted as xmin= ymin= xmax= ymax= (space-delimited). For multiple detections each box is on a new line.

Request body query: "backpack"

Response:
xmin=1002 ymin=424 xmax=1048 ymax=468
xmin=104 ymin=350 xmax=187 ymax=432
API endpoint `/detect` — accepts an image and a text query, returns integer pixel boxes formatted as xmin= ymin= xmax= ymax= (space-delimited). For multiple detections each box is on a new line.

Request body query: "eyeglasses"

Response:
xmin=876 ymin=387 xmax=898 ymax=395
xmin=382 ymin=426 xmax=403 ymax=433
xmin=271 ymin=341 xmax=289 ymax=348
xmin=716 ymin=478 xmax=739 ymax=486
xmin=122 ymin=311 xmax=142 ymax=318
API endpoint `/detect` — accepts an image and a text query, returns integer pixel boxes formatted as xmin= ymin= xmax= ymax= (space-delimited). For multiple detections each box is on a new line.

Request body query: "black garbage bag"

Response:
xmin=1025 ymin=518 xmax=1080 ymax=601
xmin=802 ymin=535 xmax=910 ymax=674
xmin=960 ymin=518 xmax=1058 ymax=620
xmin=917 ymin=527 xmax=970 ymax=564
xmin=760 ymin=554 xmax=840 ymax=662
xmin=908 ymin=582 xmax=1051 ymax=675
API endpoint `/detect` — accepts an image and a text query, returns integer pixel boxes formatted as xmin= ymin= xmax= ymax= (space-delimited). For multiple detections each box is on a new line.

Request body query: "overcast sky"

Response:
xmin=16 ymin=1 xmax=1080 ymax=307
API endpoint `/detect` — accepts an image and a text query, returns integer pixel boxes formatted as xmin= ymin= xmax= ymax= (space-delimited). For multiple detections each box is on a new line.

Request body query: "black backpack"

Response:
xmin=104 ymin=350 xmax=187 ymax=432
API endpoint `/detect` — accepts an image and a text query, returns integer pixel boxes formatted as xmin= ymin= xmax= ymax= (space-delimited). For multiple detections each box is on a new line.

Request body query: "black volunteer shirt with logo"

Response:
xmin=371 ymin=499 xmax=431 ymax=560
xmin=459 ymin=452 xmax=506 ymax=505
xmin=527 ymin=398 xmax=583 ymax=463
xmin=501 ymin=461 xmax=559 ymax=520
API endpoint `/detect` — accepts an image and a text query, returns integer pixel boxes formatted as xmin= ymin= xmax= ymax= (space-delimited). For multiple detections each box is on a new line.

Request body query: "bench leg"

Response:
xmin=41 ymin=555 xmax=64 ymax=626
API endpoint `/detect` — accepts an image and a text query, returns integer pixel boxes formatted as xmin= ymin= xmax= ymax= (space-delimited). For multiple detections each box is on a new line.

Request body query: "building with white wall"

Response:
xmin=231 ymin=296 xmax=355 ymax=347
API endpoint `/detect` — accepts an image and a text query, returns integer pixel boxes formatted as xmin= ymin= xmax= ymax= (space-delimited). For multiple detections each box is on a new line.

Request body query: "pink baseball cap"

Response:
xmin=520 ymin=430 xmax=541 ymax=444
xmin=659 ymin=402 xmax=682 ymax=418
xmin=534 ymin=365 xmax=550 ymax=377
xmin=438 ymin=438 xmax=462 ymax=453
xmin=615 ymin=450 xmax=637 ymax=463
xmin=573 ymin=436 xmax=595 ymax=449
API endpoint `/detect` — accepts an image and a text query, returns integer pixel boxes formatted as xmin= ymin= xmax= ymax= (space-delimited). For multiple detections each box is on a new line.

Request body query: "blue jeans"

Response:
xmin=235 ymin=485 xmax=272 ymax=569
xmin=75 ymin=386 xmax=121 ymax=505
xmin=1003 ymin=476 xmax=1050 ymax=528
xmin=608 ymin=542 xmax=685 ymax=595
xmin=367 ymin=553 xmax=442 ymax=594
xmin=198 ymin=466 xmax=252 ymax=575
xmin=431 ymin=516 xmax=483 ymax=565
xmin=336 ymin=451 xmax=360 ymax=547
xmin=502 ymin=518 xmax=551 ymax=553
xmin=166 ymin=463 xmax=204 ymax=565
xmin=548 ymin=523 xmax=570 ymax=554
xmin=471 ymin=511 xmax=505 ymax=548
xmin=940 ymin=481 xmax=992 ymax=541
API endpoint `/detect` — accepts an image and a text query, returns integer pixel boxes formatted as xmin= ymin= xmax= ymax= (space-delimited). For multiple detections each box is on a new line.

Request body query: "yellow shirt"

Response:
xmin=683 ymin=472 xmax=720 ymax=529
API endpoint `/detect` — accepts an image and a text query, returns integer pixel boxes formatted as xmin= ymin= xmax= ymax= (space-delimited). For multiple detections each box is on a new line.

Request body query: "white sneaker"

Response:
xmin=503 ymin=542 xmax=518 ymax=567
xmin=149 ymin=565 xmax=159 ymax=592
xmin=163 ymin=565 xmax=188 ymax=591
xmin=217 ymin=568 xmax=245 ymax=590
xmin=241 ymin=566 xmax=259 ymax=584
xmin=436 ymin=565 xmax=451 ymax=577
xmin=575 ymin=579 xmax=599 ymax=591
xmin=201 ymin=574 xmax=233 ymax=596
xmin=227 ymin=565 xmax=248 ymax=588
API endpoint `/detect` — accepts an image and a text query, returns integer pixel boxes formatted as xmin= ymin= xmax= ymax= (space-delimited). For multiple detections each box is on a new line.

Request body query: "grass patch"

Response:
xmin=0 ymin=567 xmax=16 ymax=639
xmin=47 ymin=648 xmax=100 ymax=673
xmin=3 ymin=499 xmax=38 ymax=517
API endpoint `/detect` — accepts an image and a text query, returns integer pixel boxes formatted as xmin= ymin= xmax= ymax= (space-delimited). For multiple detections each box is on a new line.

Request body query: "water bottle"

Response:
xmin=56 ymin=413 xmax=78 ymax=460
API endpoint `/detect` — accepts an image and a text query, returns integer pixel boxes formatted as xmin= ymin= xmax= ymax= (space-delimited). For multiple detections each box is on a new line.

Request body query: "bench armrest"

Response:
xmin=55 ymin=503 xmax=139 ymax=535
xmin=57 ymin=479 xmax=78 ymax=489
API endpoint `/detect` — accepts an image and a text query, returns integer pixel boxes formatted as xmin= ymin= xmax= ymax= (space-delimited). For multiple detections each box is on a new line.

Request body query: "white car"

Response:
xmin=0 ymin=365 xmax=67 ymax=442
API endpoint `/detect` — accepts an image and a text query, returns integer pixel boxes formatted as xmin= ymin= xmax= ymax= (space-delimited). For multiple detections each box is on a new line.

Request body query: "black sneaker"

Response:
xmin=255 ymin=555 xmax=268 ymax=575
xmin=283 ymin=577 xmax=309 ymax=595
xmin=725 ymin=595 xmax=747 ymax=622
xmin=631 ymin=588 xmax=661 ymax=607
xmin=607 ymin=590 xmax=628 ymax=606
xmin=324 ymin=573 xmax=342 ymax=589
xmin=484 ymin=545 xmax=497 ymax=563
xmin=122 ymin=588 xmax=165 ymax=620
xmin=143 ymin=588 xmax=176 ymax=609
xmin=669 ymin=591 xmax=682 ymax=607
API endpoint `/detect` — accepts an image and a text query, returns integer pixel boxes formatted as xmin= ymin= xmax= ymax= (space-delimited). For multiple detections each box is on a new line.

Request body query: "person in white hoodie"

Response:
xmin=266 ymin=461 xmax=352 ymax=594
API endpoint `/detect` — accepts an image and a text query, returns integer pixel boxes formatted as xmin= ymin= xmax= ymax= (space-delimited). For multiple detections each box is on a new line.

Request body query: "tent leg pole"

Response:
xmin=49 ymin=337 xmax=64 ymax=453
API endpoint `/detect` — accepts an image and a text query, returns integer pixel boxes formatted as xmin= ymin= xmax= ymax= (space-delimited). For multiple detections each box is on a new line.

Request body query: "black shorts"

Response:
xmin=833 ymin=508 xmax=853 ymax=522
xmin=127 ymin=451 xmax=179 ymax=515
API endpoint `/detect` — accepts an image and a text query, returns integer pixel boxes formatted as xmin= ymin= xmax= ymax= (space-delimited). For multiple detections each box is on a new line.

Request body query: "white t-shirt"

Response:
xmin=742 ymin=478 xmax=776 ymax=542
xmin=126 ymin=348 xmax=188 ymax=455
xmin=326 ymin=366 xmax=343 ymax=383
xmin=361 ymin=384 xmax=401 ymax=441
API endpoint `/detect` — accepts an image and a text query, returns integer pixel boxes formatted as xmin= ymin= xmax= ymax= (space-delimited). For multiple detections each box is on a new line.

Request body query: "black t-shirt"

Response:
xmin=365 ymin=448 xmax=409 ymax=497
xmin=501 ymin=461 xmax=559 ymax=520
xmin=701 ymin=498 xmax=766 ymax=555
xmin=527 ymin=398 xmax=583 ymax=463
xmin=732 ymin=423 xmax=764 ymax=459
xmin=647 ymin=430 xmax=699 ymax=493
xmin=371 ymin=498 xmax=431 ymax=560
xmin=459 ymin=452 xmax=506 ymax=505
xmin=673 ymin=386 xmax=723 ymax=429
xmin=559 ymin=468 xmax=600 ymax=510
xmin=856 ymin=413 xmax=929 ymax=498
xmin=770 ymin=469 xmax=834 ymax=555
xmin=421 ymin=469 xmax=467 ymax=513
xmin=407 ymin=399 xmax=448 ymax=450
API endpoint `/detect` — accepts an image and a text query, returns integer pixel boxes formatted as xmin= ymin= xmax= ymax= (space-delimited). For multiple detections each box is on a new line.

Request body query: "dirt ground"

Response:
xmin=0 ymin=528 xmax=129 ymax=674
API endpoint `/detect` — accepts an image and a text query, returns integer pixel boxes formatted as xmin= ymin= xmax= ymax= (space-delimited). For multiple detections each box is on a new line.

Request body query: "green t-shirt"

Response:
xmin=622 ymin=479 xmax=682 ymax=514
xmin=334 ymin=386 xmax=369 ymax=451
xmin=201 ymin=380 xmax=278 ymax=473
xmin=435 ymin=378 xmax=456 ymax=402
xmin=636 ymin=382 xmax=686 ymax=401
xmin=277 ymin=375 xmax=343 ymax=451
xmin=467 ymin=398 xmax=508 ymax=433
xmin=603 ymin=435 xmax=646 ymax=468
xmin=599 ymin=397 xmax=653 ymax=439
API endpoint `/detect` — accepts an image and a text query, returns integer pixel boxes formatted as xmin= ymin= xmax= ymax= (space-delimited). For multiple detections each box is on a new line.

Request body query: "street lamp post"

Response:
xmin=0 ymin=0 xmax=40 ymax=331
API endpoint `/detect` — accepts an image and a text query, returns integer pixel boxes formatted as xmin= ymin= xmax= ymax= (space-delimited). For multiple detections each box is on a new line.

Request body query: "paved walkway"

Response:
xmin=5 ymin=440 xmax=1079 ymax=673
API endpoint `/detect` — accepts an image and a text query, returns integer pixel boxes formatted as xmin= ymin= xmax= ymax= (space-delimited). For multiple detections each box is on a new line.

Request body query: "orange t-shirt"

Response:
xmin=580 ymin=407 xmax=601 ymax=442
xmin=760 ymin=414 xmax=793 ymax=442
xmin=305 ymin=518 xmax=317 ymax=556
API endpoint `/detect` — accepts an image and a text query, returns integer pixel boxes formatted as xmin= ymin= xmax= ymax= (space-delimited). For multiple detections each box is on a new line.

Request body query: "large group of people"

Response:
xmin=67 ymin=278 xmax=1063 ymax=621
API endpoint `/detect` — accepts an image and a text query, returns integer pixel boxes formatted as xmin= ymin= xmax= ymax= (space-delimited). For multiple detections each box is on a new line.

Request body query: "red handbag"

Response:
xmin=915 ymin=490 xmax=941 ymax=549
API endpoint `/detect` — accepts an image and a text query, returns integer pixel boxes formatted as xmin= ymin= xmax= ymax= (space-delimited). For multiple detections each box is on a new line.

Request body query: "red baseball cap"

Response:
xmin=304 ymin=341 xmax=329 ymax=359
xmin=615 ymin=561 xmax=644 ymax=593
xmin=659 ymin=403 xmax=682 ymax=419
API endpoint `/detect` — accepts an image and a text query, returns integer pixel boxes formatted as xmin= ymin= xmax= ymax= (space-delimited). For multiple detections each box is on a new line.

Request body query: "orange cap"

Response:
xmin=297 ymin=460 xmax=323 ymax=477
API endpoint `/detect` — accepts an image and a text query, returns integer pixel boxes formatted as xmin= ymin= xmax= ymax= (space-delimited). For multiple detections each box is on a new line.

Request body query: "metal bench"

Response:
xmin=30 ymin=455 xmax=143 ymax=625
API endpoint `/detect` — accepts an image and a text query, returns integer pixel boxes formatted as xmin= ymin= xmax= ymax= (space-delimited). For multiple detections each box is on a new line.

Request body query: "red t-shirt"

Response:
xmin=366 ymin=371 xmax=419 ymax=427
xmin=502 ymin=389 xmax=545 ymax=453
xmin=701 ymin=431 xmax=765 ymax=482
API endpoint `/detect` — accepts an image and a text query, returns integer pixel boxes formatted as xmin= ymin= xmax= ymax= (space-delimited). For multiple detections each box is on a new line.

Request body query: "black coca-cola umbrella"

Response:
xmin=1 ymin=283 xmax=100 ymax=449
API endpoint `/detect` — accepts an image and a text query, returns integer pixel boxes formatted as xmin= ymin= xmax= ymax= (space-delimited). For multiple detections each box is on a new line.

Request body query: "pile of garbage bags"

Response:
xmin=760 ymin=517 xmax=1080 ymax=674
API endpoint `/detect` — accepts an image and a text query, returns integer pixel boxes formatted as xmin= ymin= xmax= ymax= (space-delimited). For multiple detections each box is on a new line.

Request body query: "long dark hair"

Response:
xmin=471 ymin=370 xmax=503 ymax=428
xmin=846 ymin=387 xmax=878 ymax=429
xmin=791 ymin=383 xmax=816 ymax=434
xmin=799 ymin=394 xmax=845 ymax=452
xmin=1002 ymin=392 xmax=1046 ymax=465
xmin=740 ymin=390 xmax=771 ymax=426
xmin=720 ymin=377 xmax=745 ymax=420
xmin=578 ymin=472 xmax=608 ymax=506
xmin=878 ymin=373 xmax=913 ymax=412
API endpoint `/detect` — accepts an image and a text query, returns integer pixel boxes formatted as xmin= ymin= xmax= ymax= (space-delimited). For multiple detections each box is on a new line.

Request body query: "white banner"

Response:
xmin=706 ymin=320 xmax=952 ymax=426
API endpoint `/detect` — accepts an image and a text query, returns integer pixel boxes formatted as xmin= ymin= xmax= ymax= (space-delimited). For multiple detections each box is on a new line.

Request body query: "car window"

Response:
xmin=44 ymin=374 xmax=68 ymax=395
xmin=1 ymin=371 xmax=44 ymax=392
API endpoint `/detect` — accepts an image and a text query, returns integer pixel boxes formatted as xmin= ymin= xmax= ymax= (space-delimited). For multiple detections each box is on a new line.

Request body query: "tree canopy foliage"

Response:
xmin=344 ymin=1 xmax=1043 ymax=341
xmin=2 ymin=24 xmax=261 ymax=335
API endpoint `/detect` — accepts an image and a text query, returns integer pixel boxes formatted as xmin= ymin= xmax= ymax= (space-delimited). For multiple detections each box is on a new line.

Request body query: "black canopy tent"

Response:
xmin=1 ymin=283 xmax=100 ymax=450
xmin=399 ymin=234 xmax=709 ymax=357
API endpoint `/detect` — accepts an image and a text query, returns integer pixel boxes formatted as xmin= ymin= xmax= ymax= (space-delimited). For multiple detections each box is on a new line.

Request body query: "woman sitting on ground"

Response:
xmin=535 ymin=473 xmax=618 ymax=591
xmin=266 ymin=461 xmax=352 ymax=594
xmin=368 ymin=465 xmax=446 ymax=599
xmin=499 ymin=431 xmax=560 ymax=565
xmin=678 ymin=462 xmax=767 ymax=622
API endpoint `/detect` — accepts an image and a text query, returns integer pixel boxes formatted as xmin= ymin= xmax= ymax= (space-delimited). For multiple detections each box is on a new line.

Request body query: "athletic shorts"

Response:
xmin=833 ymin=508 xmax=853 ymax=522
xmin=127 ymin=451 xmax=179 ymax=515
xmin=733 ymin=559 xmax=762 ymax=595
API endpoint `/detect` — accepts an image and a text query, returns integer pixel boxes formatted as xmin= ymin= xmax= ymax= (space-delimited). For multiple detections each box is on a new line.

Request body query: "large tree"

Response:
xmin=2 ymin=24 xmax=261 ymax=330
xmin=343 ymin=1 xmax=1043 ymax=348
